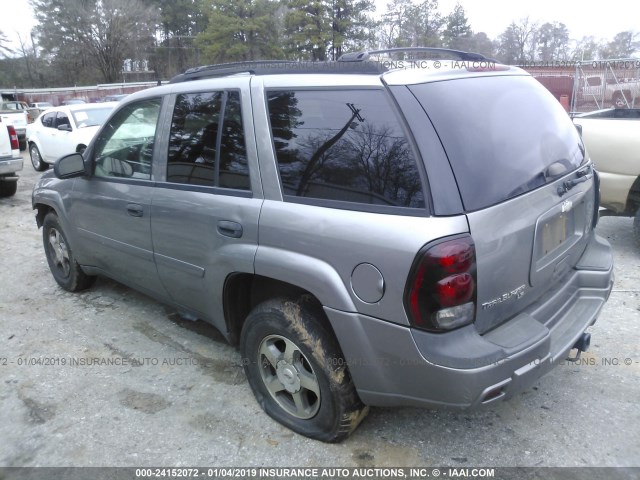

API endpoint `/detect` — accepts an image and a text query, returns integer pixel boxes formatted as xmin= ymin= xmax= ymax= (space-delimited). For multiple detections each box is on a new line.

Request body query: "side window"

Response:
xmin=55 ymin=113 xmax=70 ymax=129
xmin=41 ymin=112 xmax=56 ymax=128
xmin=93 ymin=98 xmax=161 ymax=180
xmin=267 ymin=89 xmax=425 ymax=209
xmin=167 ymin=90 xmax=249 ymax=190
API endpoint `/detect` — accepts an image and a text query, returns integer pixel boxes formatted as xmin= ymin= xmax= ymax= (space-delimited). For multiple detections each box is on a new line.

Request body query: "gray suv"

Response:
xmin=33 ymin=49 xmax=614 ymax=442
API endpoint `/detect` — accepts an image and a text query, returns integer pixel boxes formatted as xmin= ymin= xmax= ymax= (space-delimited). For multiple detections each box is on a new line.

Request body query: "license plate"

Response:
xmin=541 ymin=213 xmax=568 ymax=256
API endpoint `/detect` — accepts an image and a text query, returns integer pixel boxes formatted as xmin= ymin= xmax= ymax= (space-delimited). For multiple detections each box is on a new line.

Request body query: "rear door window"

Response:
xmin=267 ymin=89 xmax=425 ymax=210
xmin=409 ymin=75 xmax=585 ymax=211
xmin=167 ymin=90 xmax=250 ymax=191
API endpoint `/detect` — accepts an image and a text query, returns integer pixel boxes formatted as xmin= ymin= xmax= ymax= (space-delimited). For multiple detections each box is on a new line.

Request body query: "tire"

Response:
xmin=613 ymin=92 xmax=629 ymax=109
xmin=0 ymin=180 xmax=17 ymax=197
xmin=240 ymin=296 xmax=368 ymax=442
xmin=19 ymin=140 xmax=26 ymax=151
xmin=42 ymin=212 xmax=95 ymax=292
xmin=30 ymin=144 xmax=49 ymax=171
xmin=634 ymin=208 xmax=640 ymax=247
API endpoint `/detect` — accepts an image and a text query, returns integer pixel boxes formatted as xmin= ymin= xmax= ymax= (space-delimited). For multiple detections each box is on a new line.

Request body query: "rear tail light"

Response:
xmin=7 ymin=126 xmax=19 ymax=150
xmin=405 ymin=235 xmax=477 ymax=332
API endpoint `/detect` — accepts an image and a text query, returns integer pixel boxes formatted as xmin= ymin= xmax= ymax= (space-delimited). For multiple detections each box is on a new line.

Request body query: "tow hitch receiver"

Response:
xmin=566 ymin=332 xmax=591 ymax=362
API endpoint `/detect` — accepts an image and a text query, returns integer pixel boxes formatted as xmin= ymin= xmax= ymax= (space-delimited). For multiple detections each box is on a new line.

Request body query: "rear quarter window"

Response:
xmin=267 ymin=89 xmax=425 ymax=210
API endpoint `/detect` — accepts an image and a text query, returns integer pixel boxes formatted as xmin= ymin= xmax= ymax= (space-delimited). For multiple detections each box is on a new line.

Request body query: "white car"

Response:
xmin=27 ymin=103 xmax=117 ymax=171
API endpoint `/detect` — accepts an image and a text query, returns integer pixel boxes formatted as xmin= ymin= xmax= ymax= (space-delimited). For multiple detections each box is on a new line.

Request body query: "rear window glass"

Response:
xmin=409 ymin=76 xmax=585 ymax=211
xmin=267 ymin=89 xmax=425 ymax=209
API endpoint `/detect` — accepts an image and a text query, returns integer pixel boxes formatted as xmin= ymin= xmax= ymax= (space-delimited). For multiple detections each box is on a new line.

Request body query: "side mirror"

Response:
xmin=54 ymin=153 xmax=87 ymax=179
xmin=58 ymin=124 xmax=72 ymax=132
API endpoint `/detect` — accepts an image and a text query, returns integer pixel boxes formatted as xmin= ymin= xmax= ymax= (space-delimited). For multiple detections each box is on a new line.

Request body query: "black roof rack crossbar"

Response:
xmin=338 ymin=47 xmax=491 ymax=63
xmin=169 ymin=60 xmax=388 ymax=83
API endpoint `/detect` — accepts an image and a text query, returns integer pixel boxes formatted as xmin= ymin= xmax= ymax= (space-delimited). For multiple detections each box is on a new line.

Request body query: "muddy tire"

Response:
xmin=240 ymin=296 xmax=368 ymax=442
xmin=43 ymin=212 xmax=95 ymax=292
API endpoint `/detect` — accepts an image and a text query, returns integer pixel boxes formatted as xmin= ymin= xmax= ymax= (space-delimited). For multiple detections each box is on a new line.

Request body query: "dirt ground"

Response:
xmin=1 ymin=151 xmax=639 ymax=468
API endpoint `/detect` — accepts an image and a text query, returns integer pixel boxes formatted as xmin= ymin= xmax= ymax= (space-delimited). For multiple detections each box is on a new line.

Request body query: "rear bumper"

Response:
xmin=0 ymin=157 xmax=23 ymax=176
xmin=326 ymin=234 xmax=614 ymax=408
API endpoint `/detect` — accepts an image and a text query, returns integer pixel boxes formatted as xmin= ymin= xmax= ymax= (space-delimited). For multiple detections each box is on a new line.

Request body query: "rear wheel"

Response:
xmin=0 ymin=180 xmax=17 ymax=197
xmin=43 ymin=212 xmax=95 ymax=291
xmin=30 ymin=144 xmax=49 ymax=171
xmin=612 ymin=92 xmax=629 ymax=108
xmin=240 ymin=296 xmax=368 ymax=442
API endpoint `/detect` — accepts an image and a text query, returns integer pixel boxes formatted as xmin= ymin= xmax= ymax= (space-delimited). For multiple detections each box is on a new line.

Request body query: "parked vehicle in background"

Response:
xmin=26 ymin=102 xmax=117 ymax=171
xmin=580 ymin=74 xmax=640 ymax=108
xmin=33 ymin=51 xmax=613 ymax=442
xmin=0 ymin=118 xmax=23 ymax=197
xmin=0 ymin=103 xmax=29 ymax=151
xmin=103 ymin=94 xmax=129 ymax=102
xmin=61 ymin=99 xmax=87 ymax=106
xmin=30 ymin=102 xmax=54 ymax=109
xmin=574 ymin=108 xmax=640 ymax=241
xmin=29 ymin=102 xmax=54 ymax=118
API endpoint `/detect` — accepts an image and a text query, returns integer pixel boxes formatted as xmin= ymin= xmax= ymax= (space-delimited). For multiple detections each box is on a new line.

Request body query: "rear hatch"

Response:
xmin=408 ymin=75 xmax=597 ymax=333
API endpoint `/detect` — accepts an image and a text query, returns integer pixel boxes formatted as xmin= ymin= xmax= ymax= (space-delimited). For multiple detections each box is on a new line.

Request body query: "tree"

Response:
xmin=379 ymin=0 xmax=443 ymax=50
xmin=496 ymin=18 xmax=537 ymax=64
xmin=196 ymin=0 xmax=283 ymax=63
xmin=536 ymin=22 xmax=569 ymax=61
xmin=31 ymin=0 xmax=159 ymax=84
xmin=284 ymin=0 xmax=375 ymax=61
xmin=571 ymin=36 xmax=602 ymax=61
xmin=599 ymin=31 xmax=640 ymax=58
xmin=442 ymin=3 xmax=471 ymax=51
xmin=467 ymin=32 xmax=494 ymax=58
xmin=0 ymin=30 xmax=13 ymax=57
xmin=147 ymin=0 xmax=209 ymax=77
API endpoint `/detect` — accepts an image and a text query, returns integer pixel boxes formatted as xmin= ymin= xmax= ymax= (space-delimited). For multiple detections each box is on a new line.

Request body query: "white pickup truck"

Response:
xmin=0 ymin=102 xmax=30 ymax=151
xmin=0 ymin=118 xmax=24 ymax=197
xmin=574 ymin=108 xmax=640 ymax=240
xmin=580 ymin=75 xmax=640 ymax=108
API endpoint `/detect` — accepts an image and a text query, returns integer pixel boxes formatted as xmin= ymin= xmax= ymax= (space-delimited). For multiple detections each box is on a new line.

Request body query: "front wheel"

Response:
xmin=42 ymin=212 xmax=95 ymax=291
xmin=30 ymin=144 xmax=49 ymax=171
xmin=240 ymin=297 xmax=368 ymax=442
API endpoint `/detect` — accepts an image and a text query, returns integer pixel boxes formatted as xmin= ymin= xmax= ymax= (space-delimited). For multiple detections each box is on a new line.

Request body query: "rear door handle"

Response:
xmin=217 ymin=220 xmax=243 ymax=238
xmin=126 ymin=203 xmax=144 ymax=217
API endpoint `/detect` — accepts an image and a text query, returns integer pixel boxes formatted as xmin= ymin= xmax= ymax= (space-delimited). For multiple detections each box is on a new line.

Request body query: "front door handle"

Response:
xmin=126 ymin=203 xmax=144 ymax=217
xmin=217 ymin=220 xmax=243 ymax=238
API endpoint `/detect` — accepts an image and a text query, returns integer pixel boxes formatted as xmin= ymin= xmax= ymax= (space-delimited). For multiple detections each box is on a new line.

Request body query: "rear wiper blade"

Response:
xmin=557 ymin=165 xmax=593 ymax=196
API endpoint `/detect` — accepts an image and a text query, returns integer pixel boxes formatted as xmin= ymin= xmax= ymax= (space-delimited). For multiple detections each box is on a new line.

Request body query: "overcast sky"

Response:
xmin=0 ymin=0 xmax=638 ymax=53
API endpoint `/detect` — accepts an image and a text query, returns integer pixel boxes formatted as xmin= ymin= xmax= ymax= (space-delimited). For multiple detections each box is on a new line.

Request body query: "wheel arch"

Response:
xmin=625 ymin=175 xmax=640 ymax=216
xmin=223 ymin=274 xmax=337 ymax=347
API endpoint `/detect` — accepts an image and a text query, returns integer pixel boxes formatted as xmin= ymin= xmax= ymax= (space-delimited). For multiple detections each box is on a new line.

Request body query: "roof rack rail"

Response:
xmin=338 ymin=47 xmax=493 ymax=63
xmin=169 ymin=60 xmax=388 ymax=83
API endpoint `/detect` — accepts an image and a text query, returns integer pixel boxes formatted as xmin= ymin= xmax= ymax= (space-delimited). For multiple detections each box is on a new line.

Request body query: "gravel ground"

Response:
xmin=1 ymin=151 xmax=639 ymax=468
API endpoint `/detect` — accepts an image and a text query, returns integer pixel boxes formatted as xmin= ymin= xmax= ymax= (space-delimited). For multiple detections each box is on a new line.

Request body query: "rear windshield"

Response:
xmin=409 ymin=75 xmax=585 ymax=211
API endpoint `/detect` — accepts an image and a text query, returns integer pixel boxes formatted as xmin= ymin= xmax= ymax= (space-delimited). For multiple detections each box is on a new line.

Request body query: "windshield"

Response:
xmin=409 ymin=75 xmax=585 ymax=211
xmin=72 ymin=107 xmax=114 ymax=128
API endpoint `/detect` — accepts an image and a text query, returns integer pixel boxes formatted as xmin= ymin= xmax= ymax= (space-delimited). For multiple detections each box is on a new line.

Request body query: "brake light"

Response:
xmin=7 ymin=126 xmax=19 ymax=150
xmin=405 ymin=235 xmax=477 ymax=332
